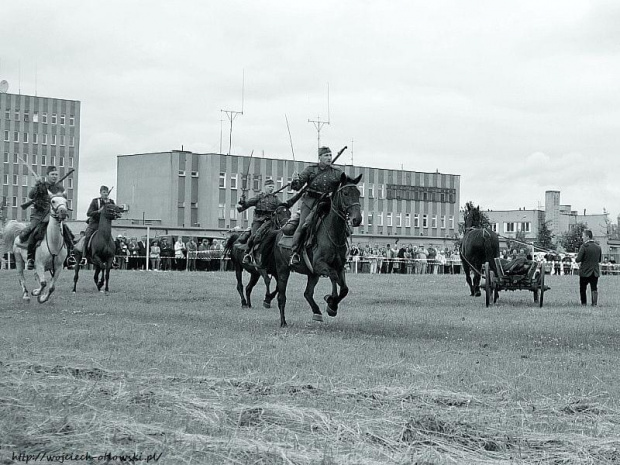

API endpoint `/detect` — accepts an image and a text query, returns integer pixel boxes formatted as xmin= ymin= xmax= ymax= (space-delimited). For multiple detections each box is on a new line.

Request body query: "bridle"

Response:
xmin=49 ymin=195 xmax=69 ymax=221
xmin=325 ymin=183 xmax=361 ymax=249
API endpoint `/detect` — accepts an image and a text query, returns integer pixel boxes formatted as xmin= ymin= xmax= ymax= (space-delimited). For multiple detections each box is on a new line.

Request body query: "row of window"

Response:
xmin=3 ymin=131 xmax=76 ymax=146
xmin=4 ymin=110 xmax=75 ymax=126
xmin=216 ymin=173 xmax=450 ymax=202
xmin=3 ymin=152 xmax=74 ymax=168
xmin=490 ymin=222 xmax=532 ymax=233
xmin=1 ymin=195 xmax=73 ymax=209
xmin=3 ymin=173 xmax=74 ymax=188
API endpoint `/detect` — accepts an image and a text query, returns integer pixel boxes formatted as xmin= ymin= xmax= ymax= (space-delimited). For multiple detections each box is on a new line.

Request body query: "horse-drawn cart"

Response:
xmin=482 ymin=258 xmax=550 ymax=308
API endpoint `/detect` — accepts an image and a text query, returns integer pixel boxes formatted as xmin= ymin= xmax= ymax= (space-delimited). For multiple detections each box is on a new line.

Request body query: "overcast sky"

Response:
xmin=2 ymin=0 xmax=619 ymax=221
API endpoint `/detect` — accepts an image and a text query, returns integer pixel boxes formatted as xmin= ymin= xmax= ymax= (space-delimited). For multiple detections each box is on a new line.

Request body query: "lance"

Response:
xmin=275 ymin=145 xmax=348 ymax=194
xmin=21 ymin=169 xmax=75 ymax=210
xmin=285 ymin=114 xmax=296 ymax=161
xmin=16 ymin=154 xmax=42 ymax=181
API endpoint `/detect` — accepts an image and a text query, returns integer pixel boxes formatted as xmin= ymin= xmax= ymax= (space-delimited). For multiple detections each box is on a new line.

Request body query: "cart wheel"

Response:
xmin=484 ymin=262 xmax=492 ymax=307
xmin=539 ymin=266 xmax=545 ymax=308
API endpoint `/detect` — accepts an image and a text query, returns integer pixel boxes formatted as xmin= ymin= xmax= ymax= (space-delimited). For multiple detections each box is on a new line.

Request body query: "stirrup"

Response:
xmin=290 ymin=252 xmax=301 ymax=265
xmin=27 ymin=259 xmax=35 ymax=270
xmin=242 ymin=253 xmax=253 ymax=264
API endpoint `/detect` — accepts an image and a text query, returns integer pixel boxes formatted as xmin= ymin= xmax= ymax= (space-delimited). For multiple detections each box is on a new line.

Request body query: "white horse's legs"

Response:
xmin=14 ymin=250 xmax=30 ymax=302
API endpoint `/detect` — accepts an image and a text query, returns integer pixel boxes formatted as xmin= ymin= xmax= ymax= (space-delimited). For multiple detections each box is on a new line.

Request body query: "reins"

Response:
xmin=324 ymin=184 xmax=360 ymax=249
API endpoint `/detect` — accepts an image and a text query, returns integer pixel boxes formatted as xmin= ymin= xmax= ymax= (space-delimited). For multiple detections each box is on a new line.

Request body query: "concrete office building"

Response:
xmin=116 ymin=150 xmax=461 ymax=244
xmin=0 ymin=86 xmax=80 ymax=223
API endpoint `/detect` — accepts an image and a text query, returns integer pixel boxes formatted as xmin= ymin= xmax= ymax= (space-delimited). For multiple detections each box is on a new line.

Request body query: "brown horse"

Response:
xmin=460 ymin=203 xmax=500 ymax=300
xmin=271 ymin=173 xmax=362 ymax=327
xmin=72 ymin=203 xmax=124 ymax=294
xmin=223 ymin=205 xmax=291 ymax=309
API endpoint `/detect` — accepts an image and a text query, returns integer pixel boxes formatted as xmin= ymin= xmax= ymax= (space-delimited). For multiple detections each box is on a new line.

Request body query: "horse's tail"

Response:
xmin=2 ymin=220 xmax=26 ymax=253
xmin=223 ymin=233 xmax=240 ymax=259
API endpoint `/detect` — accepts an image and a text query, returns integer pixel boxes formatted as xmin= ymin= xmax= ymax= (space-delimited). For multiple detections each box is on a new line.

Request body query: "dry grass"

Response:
xmin=1 ymin=270 xmax=620 ymax=464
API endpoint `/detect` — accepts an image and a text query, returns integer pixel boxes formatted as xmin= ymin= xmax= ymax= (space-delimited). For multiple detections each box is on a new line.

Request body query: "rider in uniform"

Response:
xmin=19 ymin=165 xmax=73 ymax=270
xmin=289 ymin=146 xmax=344 ymax=265
xmin=82 ymin=185 xmax=116 ymax=261
xmin=236 ymin=179 xmax=281 ymax=264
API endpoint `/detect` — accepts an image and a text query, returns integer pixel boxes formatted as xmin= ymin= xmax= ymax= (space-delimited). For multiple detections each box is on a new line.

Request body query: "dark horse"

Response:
xmin=271 ymin=173 xmax=362 ymax=327
xmin=223 ymin=205 xmax=291 ymax=309
xmin=72 ymin=203 xmax=124 ymax=294
xmin=460 ymin=203 xmax=500 ymax=300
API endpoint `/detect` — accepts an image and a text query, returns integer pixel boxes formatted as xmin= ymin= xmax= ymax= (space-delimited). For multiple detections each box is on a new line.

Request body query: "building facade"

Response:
xmin=484 ymin=209 xmax=545 ymax=243
xmin=117 ymin=151 xmax=461 ymax=243
xmin=0 ymin=89 xmax=80 ymax=222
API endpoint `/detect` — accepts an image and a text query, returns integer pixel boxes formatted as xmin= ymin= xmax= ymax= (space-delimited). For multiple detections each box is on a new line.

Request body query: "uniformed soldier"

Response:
xmin=82 ymin=185 xmax=116 ymax=261
xmin=237 ymin=179 xmax=280 ymax=264
xmin=289 ymin=146 xmax=345 ymax=265
xmin=18 ymin=165 xmax=72 ymax=270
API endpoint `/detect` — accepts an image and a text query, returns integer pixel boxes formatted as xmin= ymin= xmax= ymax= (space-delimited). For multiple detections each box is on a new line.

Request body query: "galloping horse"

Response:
xmin=460 ymin=203 xmax=500 ymax=300
xmin=272 ymin=173 xmax=362 ymax=327
xmin=72 ymin=203 xmax=124 ymax=294
xmin=3 ymin=194 xmax=70 ymax=303
xmin=223 ymin=205 xmax=291 ymax=309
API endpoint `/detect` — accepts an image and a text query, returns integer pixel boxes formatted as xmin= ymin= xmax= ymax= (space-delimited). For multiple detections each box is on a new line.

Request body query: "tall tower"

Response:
xmin=545 ymin=190 xmax=560 ymax=235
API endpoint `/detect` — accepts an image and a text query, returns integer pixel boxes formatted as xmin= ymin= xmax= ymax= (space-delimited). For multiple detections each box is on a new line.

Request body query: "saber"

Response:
xmin=331 ymin=145 xmax=348 ymax=165
xmin=241 ymin=150 xmax=254 ymax=200
xmin=16 ymin=154 xmax=41 ymax=181
xmin=21 ymin=169 xmax=75 ymax=210
xmin=285 ymin=114 xmax=296 ymax=161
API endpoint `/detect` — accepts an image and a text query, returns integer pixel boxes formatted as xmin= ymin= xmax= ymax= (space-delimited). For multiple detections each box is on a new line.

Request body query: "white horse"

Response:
xmin=3 ymin=194 xmax=70 ymax=303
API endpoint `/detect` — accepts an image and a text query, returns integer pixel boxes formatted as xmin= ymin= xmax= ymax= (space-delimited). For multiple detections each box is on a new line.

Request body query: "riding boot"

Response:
xmin=591 ymin=291 xmax=598 ymax=307
xmin=26 ymin=236 xmax=37 ymax=270
xmin=290 ymin=227 xmax=305 ymax=265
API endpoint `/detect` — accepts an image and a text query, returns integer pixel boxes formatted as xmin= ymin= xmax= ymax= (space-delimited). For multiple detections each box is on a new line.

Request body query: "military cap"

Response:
xmin=46 ymin=165 xmax=59 ymax=174
xmin=318 ymin=146 xmax=332 ymax=157
xmin=264 ymin=179 xmax=275 ymax=186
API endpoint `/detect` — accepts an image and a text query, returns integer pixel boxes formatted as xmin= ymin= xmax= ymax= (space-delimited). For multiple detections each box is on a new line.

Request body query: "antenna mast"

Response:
xmin=220 ymin=70 xmax=245 ymax=155
xmin=308 ymin=82 xmax=330 ymax=149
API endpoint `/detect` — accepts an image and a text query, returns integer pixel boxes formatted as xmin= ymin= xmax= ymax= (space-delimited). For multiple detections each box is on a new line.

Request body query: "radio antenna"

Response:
xmin=220 ymin=70 xmax=245 ymax=155
xmin=308 ymin=82 xmax=331 ymax=149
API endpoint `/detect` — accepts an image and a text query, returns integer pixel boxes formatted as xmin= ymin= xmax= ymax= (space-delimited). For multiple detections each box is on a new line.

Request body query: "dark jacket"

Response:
xmin=29 ymin=179 xmax=66 ymax=214
xmin=291 ymin=164 xmax=344 ymax=195
xmin=576 ymin=240 xmax=602 ymax=277
xmin=86 ymin=197 xmax=116 ymax=226
xmin=237 ymin=192 xmax=280 ymax=221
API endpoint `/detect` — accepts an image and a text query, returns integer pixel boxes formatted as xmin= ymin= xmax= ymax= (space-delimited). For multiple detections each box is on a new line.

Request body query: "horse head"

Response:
xmin=48 ymin=193 xmax=69 ymax=221
xmin=464 ymin=202 xmax=482 ymax=229
xmin=332 ymin=172 xmax=363 ymax=227
xmin=103 ymin=203 xmax=124 ymax=220
xmin=272 ymin=205 xmax=292 ymax=229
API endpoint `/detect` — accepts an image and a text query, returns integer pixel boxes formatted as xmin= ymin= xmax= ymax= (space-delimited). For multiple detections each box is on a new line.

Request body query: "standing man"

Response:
xmin=289 ymin=146 xmax=345 ymax=265
xmin=82 ymin=185 xmax=116 ymax=261
xmin=576 ymin=229 xmax=602 ymax=306
xmin=19 ymin=165 xmax=71 ymax=270
xmin=236 ymin=178 xmax=280 ymax=264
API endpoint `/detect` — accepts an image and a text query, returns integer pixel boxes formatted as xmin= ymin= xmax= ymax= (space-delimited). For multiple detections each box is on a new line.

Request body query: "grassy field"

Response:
xmin=1 ymin=269 xmax=619 ymax=464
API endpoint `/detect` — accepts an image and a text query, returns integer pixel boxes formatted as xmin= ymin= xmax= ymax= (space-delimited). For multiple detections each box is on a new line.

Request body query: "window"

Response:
xmin=59 ymin=157 xmax=64 ymax=167
xmin=41 ymin=155 xmax=46 ymax=165
xmin=414 ymin=214 xmax=420 ymax=228
xmin=218 ymin=203 xmax=226 ymax=219
xmin=13 ymin=153 xmax=18 ymax=163
xmin=277 ymin=177 xmax=284 ymax=190
xmin=191 ymin=171 xmax=199 ymax=177
xmin=50 ymin=155 xmax=55 ymax=165
xmin=23 ymin=133 xmax=29 ymax=144
xmin=368 ymin=183 xmax=375 ymax=199
xmin=70 ymin=136 xmax=75 ymax=147
xmin=13 ymin=174 xmax=18 ymax=185
xmin=3 ymin=174 xmax=8 ymax=185
xmin=504 ymin=222 xmax=516 ymax=233
xmin=229 ymin=205 xmax=238 ymax=220
xmin=367 ymin=212 xmax=373 ymax=226
xmin=60 ymin=114 xmax=66 ymax=125
xmin=387 ymin=213 xmax=393 ymax=227
xmin=22 ymin=153 xmax=28 ymax=163
xmin=33 ymin=133 xmax=38 ymax=144
xmin=13 ymin=132 xmax=19 ymax=142
xmin=51 ymin=113 xmax=57 ymax=124
xmin=491 ymin=223 xmax=499 ymax=233
xmin=14 ymin=111 xmax=20 ymax=122
xmin=378 ymin=212 xmax=384 ymax=226
xmin=33 ymin=111 xmax=39 ymax=123
xmin=60 ymin=135 xmax=65 ymax=146
xmin=253 ymin=176 xmax=260 ymax=191
xmin=69 ymin=115 xmax=75 ymax=126
xmin=22 ymin=175 xmax=28 ymax=186
xmin=431 ymin=215 xmax=437 ymax=228
xmin=359 ymin=183 xmax=365 ymax=198
xmin=230 ymin=174 xmax=238 ymax=190
xmin=12 ymin=196 xmax=17 ymax=207
xmin=405 ymin=213 xmax=411 ymax=227
xmin=178 ymin=170 xmax=186 ymax=176
xmin=521 ymin=222 xmax=531 ymax=233
xmin=68 ymin=178 xmax=73 ymax=188
xmin=3 ymin=152 xmax=8 ymax=162
xmin=422 ymin=214 xmax=428 ymax=228
xmin=360 ymin=210 xmax=365 ymax=226
xmin=32 ymin=154 xmax=37 ymax=165
xmin=67 ymin=199 xmax=72 ymax=209
xmin=449 ymin=216 xmax=454 ymax=229
xmin=23 ymin=111 xmax=30 ymax=123
xmin=51 ymin=135 xmax=57 ymax=145
xmin=4 ymin=111 xmax=9 ymax=120
xmin=219 ymin=173 xmax=226 ymax=188
xmin=379 ymin=184 xmax=386 ymax=199
xmin=42 ymin=112 xmax=47 ymax=123
xmin=441 ymin=216 xmax=446 ymax=229
xmin=3 ymin=131 xmax=8 ymax=142
xmin=396 ymin=213 xmax=402 ymax=227
xmin=42 ymin=134 xmax=48 ymax=145
xmin=69 ymin=157 xmax=73 ymax=167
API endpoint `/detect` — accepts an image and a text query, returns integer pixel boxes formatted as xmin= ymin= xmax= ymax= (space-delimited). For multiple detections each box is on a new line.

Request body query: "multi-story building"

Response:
xmin=484 ymin=209 xmax=545 ymax=243
xmin=0 ymin=86 xmax=80 ymax=222
xmin=117 ymin=150 xmax=461 ymax=243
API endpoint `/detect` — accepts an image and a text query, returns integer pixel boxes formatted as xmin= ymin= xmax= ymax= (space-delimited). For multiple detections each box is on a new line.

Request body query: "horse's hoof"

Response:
xmin=326 ymin=307 xmax=337 ymax=317
xmin=263 ymin=302 xmax=271 ymax=309
xmin=31 ymin=289 xmax=40 ymax=296
xmin=242 ymin=304 xmax=249 ymax=309
xmin=312 ymin=314 xmax=323 ymax=322
xmin=474 ymin=291 xmax=481 ymax=297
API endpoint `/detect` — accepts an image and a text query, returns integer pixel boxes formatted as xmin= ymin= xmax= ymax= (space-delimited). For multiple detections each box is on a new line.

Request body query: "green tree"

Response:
xmin=536 ymin=220 xmax=555 ymax=251
xmin=559 ymin=222 xmax=588 ymax=253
